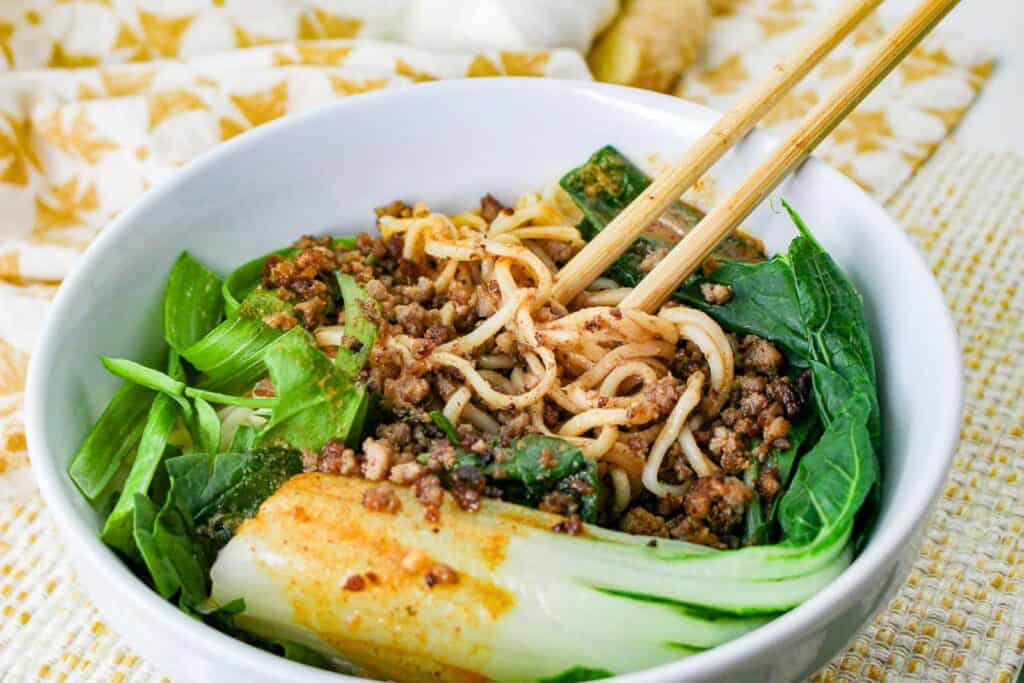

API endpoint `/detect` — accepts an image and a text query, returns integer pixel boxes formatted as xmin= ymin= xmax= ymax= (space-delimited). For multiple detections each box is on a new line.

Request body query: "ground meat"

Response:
xmin=742 ymin=336 xmax=784 ymax=375
xmin=343 ymin=574 xmax=366 ymax=591
xmin=667 ymin=517 xmax=725 ymax=548
xmin=376 ymin=421 xmax=412 ymax=448
xmin=739 ymin=391 xmax=769 ymax=417
xmin=619 ymin=507 xmax=669 ymax=537
xmin=365 ymin=278 xmax=388 ymax=301
xmin=252 ymin=376 xmax=275 ymax=397
xmin=300 ymin=448 xmax=319 ymax=472
xmin=361 ymin=438 xmax=393 ymax=481
xmin=767 ymin=376 xmax=806 ymax=419
xmin=736 ymin=374 xmax=766 ymax=394
xmin=289 ymin=276 xmax=328 ymax=300
xmin=450 ymin=465 xmax=486 ymax=512
xmin=638 ymin=247 xmax=668 ymax=273
xmin=700 ymin=282 xmax=733 ymax=305
xmin=318 ymin=439 xmax=360 ymax=476
xmin=362 ymin=485 xmax=402 ymax=513
xmin=414 ymin=474 xmax=444 ymax=521
xmin=655 ymin=492 xmax=686 ymax=517
xmin=498 ymin=411 xmax=532 ymax=440
xmin=642 ymin=375 xmax=683 ymax=416
xmin=389 ymin=461 xmax=426 ymax=485
xmin=423 ymin=323 xmax=453 ymax=349
xmin=708 ymin=426 xmax=746 ymax=473
xmin=683 ymin=474 xmax=751 ymax=535
xmin=763 ymin=416 xmax=791 ymax=448
xmin=293 ymin=297 xmax=326 ymax=328
xmin=540 ymin=239 xmax=576 ymax=264
xmin=551 ymin=514 xmax=584 ymax=535
xmin=394 ymin=303 xmax=431 ymax=336
xmin=538 ymin=491 xmax=578 ymax=516
xmin=480 ymin=193 xmax=506 ymax=223
xmin=263 ymin=311 xmax=297 ymax=330
xmin=384 ymin=375 xmax=430 ymax=410
xmin=757 ymin=467 xmax=782 ymax=501
xmin=375 ymin=200 xmax=412 ymax=219
xmin=424 ymin=563 xmax=459 ymax=588
xmin=262 ymin=255 xmax=296 ymax=289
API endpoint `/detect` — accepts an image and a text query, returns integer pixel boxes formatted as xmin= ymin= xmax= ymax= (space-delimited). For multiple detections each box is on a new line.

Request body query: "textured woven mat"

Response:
xmin=813 ymin=144 xmax=1024 ymax=683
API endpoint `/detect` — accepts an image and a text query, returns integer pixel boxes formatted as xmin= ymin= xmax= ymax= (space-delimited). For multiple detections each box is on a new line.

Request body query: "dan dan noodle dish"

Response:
xmin=69 ymin=146 xmax=881 ymax=682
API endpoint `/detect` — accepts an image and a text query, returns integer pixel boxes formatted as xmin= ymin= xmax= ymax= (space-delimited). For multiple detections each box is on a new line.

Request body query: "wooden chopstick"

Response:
xmin=620 ymin=0 xmax=961 ymax=313
xmin=551 ymin=0 xmax=883 ymax=305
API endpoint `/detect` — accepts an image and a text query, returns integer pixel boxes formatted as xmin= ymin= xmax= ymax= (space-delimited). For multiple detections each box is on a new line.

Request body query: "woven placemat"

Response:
xmin=0 ymin=141 xmax=1020 ymax=682
xmin=811 ymin=143 xmax=1024 ymax=683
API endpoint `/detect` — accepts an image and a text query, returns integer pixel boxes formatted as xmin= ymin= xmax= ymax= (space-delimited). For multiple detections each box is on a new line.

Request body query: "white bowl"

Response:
xmin=26 ymin=79 xmax=962 ymax=683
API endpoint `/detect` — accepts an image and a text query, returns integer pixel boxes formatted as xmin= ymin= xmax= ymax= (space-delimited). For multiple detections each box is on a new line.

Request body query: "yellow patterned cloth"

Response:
xmin=680 ymin=0 xmax=993 ymax=202
xmin=0 ymin=1 xmax=1014 ymax=682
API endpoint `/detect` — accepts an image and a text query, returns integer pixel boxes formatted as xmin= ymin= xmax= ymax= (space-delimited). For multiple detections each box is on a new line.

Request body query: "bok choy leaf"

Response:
xmin=779 ymin=395 xmax=875 ymax=544
xmin=334 ymin=273 xmax=377 ymax=380
xmin=210 ymin=475 xmax=848 ymax=681
xmin=257 ymin=329 xmax=367 ymax=451
xmin=182 ymin=289 xmax=293 ymax=395
xmin=163 ymin=252 xmax=224 ymax=352
xmin=68 ymin=380 xmax=155 ymax=504
xmin=165 ymin=449 xmax=303 ymax=551
xmin=132 ymin=482 xmax=208 ymax=607
xmin=101 ymin=351 xmax=186 ymax=556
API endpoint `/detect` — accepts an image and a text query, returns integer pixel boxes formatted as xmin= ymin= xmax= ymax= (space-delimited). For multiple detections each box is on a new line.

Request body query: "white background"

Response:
xmin=888 ymin=0 xmax=1023 ymax=154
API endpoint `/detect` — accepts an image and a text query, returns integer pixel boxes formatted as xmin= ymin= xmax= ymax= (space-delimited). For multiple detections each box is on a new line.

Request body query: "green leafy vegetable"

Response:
xmin=228 ymin=424 xmax=259 ymax=452
xmin=257 ymin=329 xmax=367 ymax=451
xmin=741 ymin=413 xmax=819 ymax=546
xmin=271 ymin=640 xmax=334 ymax=668
xmin=132 ymin=483 xmax=208 ymax=607
xmin=184 ymin=387 xmax=277 ymax=409
xmin=560 ymin=146 xmax=672 ymax=230
xmin=675 ymin=256 xmax=812 ymax=362
xmin=101 ymin=357 xmax=186 ymax=402
xmin=537 ymin=667 xmax=614 ymax=682
xmin=101 ymin=352 xmax=186 ymax=556
xmin=98 ymin=357 xmax=276 ymax=410
xmin=334 ymin=273 xmax=378 ymax=380
xmin=429 ymin=410 xmax=461 ymax=445
xmin=164 ymin=252 xmax=224 ymax=352
xmin=165 ymin=449 xmax=303 ymax=550
xmin=183 ymin=290 xmax=293 ymax=394
xmin=68 ymin=380 xmax=155 ymax=504
xmin=783 ymin=200 xmax=880 ymax=450
xmin=193 ymin=396 xmax=222 ymax=455
xmin=779 ymin=396 xmax=875 ymax=545
xmin=424 ymin=432 xmax=601 ymax=522
xmin=491 ymin=435 xmax=600 ymax=523
xmin=339 ymin=384 xmax=373 ymax=449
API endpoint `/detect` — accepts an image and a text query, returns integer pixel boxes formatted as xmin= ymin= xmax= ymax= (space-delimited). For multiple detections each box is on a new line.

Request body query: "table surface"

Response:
xmin=888 ymin=0 xmax=1022 ymax=154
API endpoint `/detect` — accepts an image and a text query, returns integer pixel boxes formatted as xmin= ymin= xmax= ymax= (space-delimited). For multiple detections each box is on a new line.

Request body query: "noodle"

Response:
xmin=292 ymin=192 xmax=747 ymax=541
xmin=376 ymin=194 xmax=739 ymax=507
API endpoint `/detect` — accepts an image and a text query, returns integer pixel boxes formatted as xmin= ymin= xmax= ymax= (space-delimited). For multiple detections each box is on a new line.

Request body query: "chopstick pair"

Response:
xmin=553 ymin=0 xmax=961 ymax=312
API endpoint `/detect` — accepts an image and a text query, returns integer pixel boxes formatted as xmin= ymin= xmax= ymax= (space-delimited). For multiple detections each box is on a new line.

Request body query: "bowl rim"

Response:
xmin=25 ymin=77 xmax=963 ymax=682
